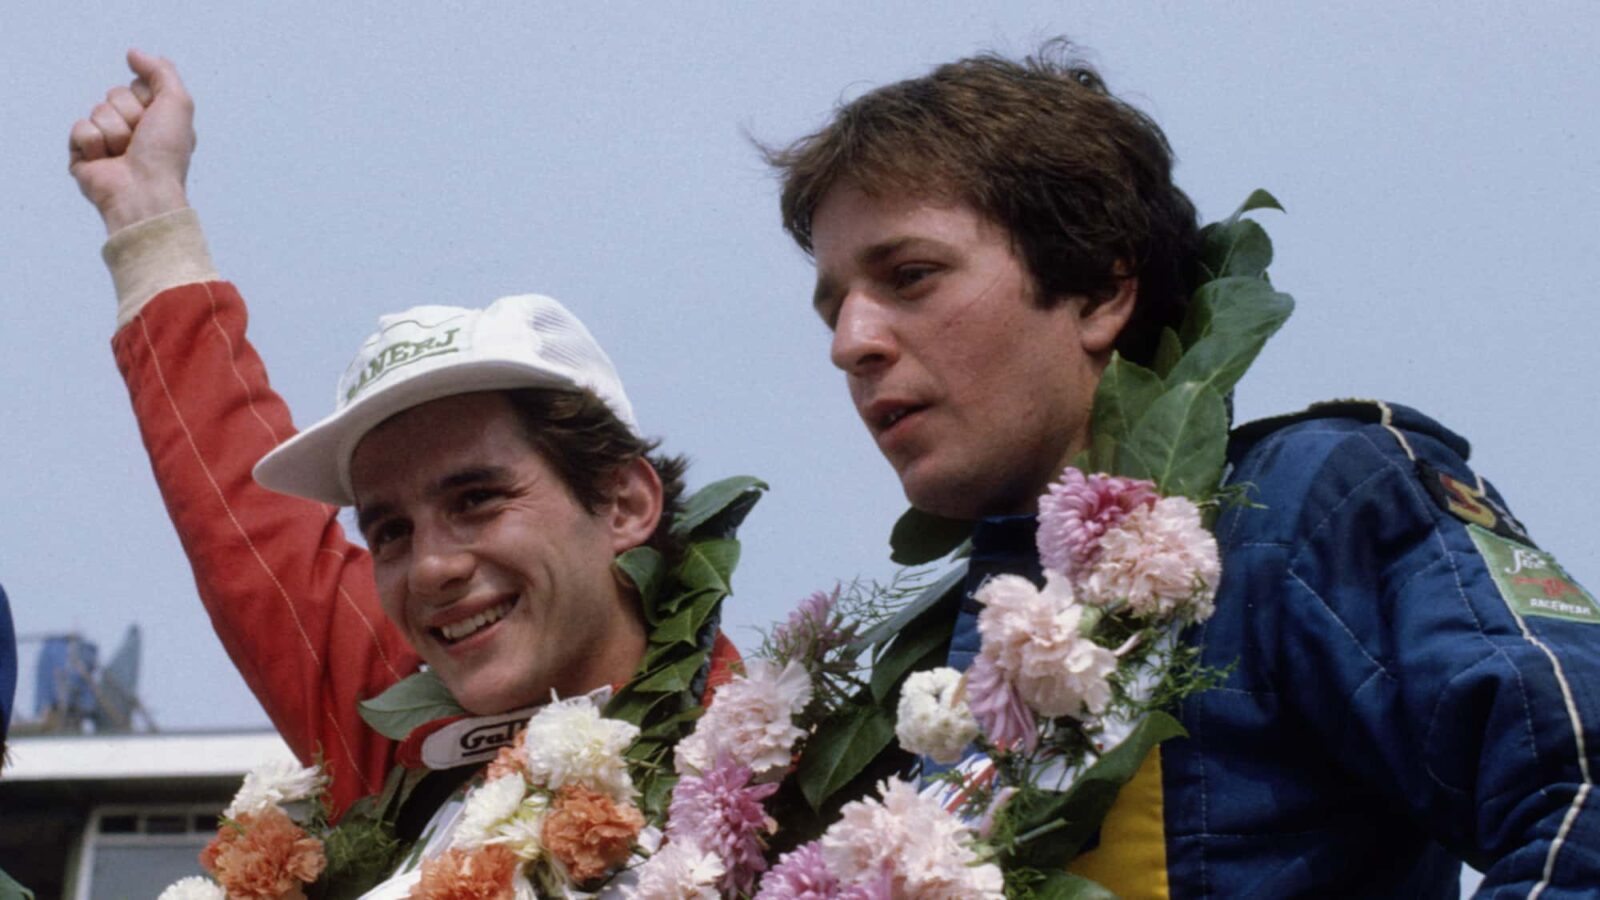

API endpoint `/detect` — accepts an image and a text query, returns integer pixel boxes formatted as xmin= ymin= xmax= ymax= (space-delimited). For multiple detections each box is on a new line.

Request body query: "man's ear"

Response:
xmin=606 ymin=456 xmax=665 ymax=554
xmin=1077 ymin=268 xmax=1138 ymax=356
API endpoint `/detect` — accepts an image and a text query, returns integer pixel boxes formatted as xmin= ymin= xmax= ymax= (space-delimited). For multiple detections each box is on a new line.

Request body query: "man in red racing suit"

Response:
xmin=74 ymin=51 xmax=740 ymax=830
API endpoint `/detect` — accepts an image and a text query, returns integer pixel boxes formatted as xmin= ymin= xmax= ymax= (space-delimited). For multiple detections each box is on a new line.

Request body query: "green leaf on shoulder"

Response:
xmin=1089 ymin=354 xmax=1164 ymax=471
xmin=615 ymin=546 xmax=666 ymax=623
xmin=1117 ymin=381 xmax=1228 ymax=499
xmin=1196 ymin=189 xmax=1285 ymax=282
xmin=357 ymin=670 xmax=465 ymax=740
xmin=849 ymin=563 xmax=967 ymax=654
xmin=1151 ymin=327 xmax=1184 ymax=380
xmin=889 ymin=507 xmax=973 ymax=565
xmin=630 ymin=650 xmax=709 ymax=694
xmin=672 ymin=476 xmax=768 ymax=539
xmin=794 ymin=701 xmax=898 ymax=811
xmin=1199 ymin=218 xmax=1273 ymax=281
xmin=672 ymin=539 xmax=741 ymax=595
xmin=1024 ymin=872 xmax=1119 ymax=900
xmin=651 ymin=591 xmax=724 ymax=648
xmin=1167 ymin=279 xmax=1294 ymax=400
xmin=1235 ymin=188 xmax=1285 ymax=217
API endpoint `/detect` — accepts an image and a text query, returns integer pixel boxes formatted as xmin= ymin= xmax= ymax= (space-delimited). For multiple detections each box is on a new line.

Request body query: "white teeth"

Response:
xmin=438 ymin=599 xmax=513 ymax=642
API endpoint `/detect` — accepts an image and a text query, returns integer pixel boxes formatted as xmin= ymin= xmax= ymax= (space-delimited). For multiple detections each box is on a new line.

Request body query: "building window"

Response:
xmin=76 ymin=805 xmax=222 ymax=900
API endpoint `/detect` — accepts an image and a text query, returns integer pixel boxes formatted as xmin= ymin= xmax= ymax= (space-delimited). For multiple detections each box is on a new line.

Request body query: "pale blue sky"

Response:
xmin=3 ymin=2 xmax=1596 ymax=733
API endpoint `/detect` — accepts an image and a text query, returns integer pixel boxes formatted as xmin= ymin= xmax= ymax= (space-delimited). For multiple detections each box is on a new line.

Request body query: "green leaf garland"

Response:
xmin=356 ymin=670 xmax=465 ymax=741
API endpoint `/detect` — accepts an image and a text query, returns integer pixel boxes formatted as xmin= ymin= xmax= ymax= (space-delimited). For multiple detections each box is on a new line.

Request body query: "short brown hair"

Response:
xmin=765 ymin=39 xmax=1200 ymax=364
xmin=503 ymin=388 xmax=689 ymax=561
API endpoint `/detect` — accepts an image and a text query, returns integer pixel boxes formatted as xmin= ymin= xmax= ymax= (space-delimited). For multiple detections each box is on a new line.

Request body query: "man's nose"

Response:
xmin=830 ymin=293 xmax=897 ymax=375
xmin=408 ymin=526 xmax=474 ymax=601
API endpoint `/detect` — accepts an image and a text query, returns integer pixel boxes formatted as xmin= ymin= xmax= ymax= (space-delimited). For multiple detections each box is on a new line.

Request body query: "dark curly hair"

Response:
xmin=503 ymin=388 xmax=689 ymax=562
xmin=764 ymin=39 xmax=1201 ymax=364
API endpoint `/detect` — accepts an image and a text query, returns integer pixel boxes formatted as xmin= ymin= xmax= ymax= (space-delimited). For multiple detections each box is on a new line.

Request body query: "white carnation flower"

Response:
xmin=489 ymin=792 xmax=551 ymax=861
xmin=157 ymin=877 xmax=225 ymax=900
xmin=895 ymin=667 xmax=980 ymax=764
xmin=452 ymin=773 xmax=529 ymax=850
xmin=224 ymin=759 xmax=327 ymax=819
xmin=674 ymin=659 xmax=812 ymax=777
xmin=523 ymin=696 xmax=640 ymax=800
xmin=623 ymin=841 xmax=725 ymax=899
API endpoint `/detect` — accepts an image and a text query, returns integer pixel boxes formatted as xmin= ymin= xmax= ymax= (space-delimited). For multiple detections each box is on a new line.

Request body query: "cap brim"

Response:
xmin=253 ymin=358 xmax=582 ymax=506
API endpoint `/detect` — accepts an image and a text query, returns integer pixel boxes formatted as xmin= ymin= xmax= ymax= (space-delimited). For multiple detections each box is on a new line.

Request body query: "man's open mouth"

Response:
xmin=879 ymin=404 xmax=926 ymax=431
xmin=434 ymin=597 xmax=516 ymax=644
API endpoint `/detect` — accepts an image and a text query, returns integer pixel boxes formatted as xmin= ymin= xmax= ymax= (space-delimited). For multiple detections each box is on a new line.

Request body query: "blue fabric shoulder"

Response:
xmin=0 ymin=583 xmax=15 ymax=740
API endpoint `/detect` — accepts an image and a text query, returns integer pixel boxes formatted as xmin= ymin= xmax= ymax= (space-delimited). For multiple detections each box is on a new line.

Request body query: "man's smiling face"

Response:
xmin=811 ymin=183 xmax=1122 ymax=519
xmin=351 ymin=391 xmax=647 ymax=714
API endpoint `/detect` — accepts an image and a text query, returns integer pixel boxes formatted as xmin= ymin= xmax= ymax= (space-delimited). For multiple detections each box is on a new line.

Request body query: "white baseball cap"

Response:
xmin=253 ymin=294 xmax=637 ymax=506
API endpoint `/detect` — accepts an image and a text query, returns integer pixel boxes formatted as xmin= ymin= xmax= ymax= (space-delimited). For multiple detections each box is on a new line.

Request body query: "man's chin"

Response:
xmin=901 ymin=467 xmax=1034 ymax=521
xmin=443 ymin=674 xmax=545 ymax=717
xmin=902 ymin=477 xmax=982 ymax=521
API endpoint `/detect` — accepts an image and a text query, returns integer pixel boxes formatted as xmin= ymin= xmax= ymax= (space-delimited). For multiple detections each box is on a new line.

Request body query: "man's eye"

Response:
xmin=814 ymin=296 xmax=842 ymax=331
xmin=367 ymin=520 xmax=410 ymax=552
xmin=458 ymin=488 xmax=502 ymax=511
xmin=820 ymin=306 xmax=840 ymax=331
xmin=893 ymin=265 xmax=937 ymax=290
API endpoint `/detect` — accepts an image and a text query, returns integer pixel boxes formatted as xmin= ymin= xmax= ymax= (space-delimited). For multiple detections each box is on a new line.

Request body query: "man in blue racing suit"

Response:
xmin=766 ymin=43 xmax=1598 ymax=897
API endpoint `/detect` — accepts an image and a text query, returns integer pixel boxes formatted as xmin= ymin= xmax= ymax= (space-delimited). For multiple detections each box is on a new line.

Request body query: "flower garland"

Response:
xmin=159 ymin=762 xmax=328 ymax=899
xmin=410 ymin=697 xmax=646 ymax=895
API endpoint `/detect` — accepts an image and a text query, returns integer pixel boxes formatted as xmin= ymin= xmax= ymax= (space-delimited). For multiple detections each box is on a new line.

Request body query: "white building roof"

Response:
xmin=5 ymin=731 xmax=297 ymax=782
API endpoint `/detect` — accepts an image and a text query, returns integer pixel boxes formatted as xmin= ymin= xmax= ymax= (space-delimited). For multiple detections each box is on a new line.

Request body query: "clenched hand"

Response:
xmin=69 ymin=49 xmax=196 ymax=234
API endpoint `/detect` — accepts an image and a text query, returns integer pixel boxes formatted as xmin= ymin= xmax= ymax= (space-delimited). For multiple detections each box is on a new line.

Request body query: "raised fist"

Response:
xmin=69 ymin=49 xmax=196 ymax=234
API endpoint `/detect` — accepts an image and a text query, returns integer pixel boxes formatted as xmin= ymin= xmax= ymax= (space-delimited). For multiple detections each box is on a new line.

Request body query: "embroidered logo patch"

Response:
xmin=1418 ymin=461 xmax=1532 ymax=544
xmin=1468 ymin=524 xmax=1599 ymax=625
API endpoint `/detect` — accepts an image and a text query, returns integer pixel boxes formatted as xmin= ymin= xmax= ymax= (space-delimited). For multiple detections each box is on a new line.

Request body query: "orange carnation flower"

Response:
xmin=410 ymin=845 xmax=522 ymax=900
xmin=200 ymin=806 xmax=325 ymax=900
xmin=485 ymin=728 xmax=530 ymax=782
xmin=540 ymin=785 xmax=644 ymax=884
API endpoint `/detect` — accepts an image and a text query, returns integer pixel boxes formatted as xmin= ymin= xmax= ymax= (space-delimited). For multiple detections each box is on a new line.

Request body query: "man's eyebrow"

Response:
xmin=353 ymin=466 xmax=515 ymax=533
xmin=434 ymin=465 xmax=515 ymax=495
xmin=355 ymin=501 xmax=395 ymax=537
xmin=812 ymin=237 xmax=919 ymax=312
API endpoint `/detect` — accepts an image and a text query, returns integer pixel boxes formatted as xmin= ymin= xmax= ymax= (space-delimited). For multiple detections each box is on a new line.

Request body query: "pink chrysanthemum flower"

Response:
xmin=838 ymin=869 xmax=895 ymax=900
xmin=626 ymin=840 xmax=724 ymax=899
xmin=1037 ymin=468 xmax=1158 ymax=579
xmin=675 ymin=659 xmax=812 ymax=776
xmin=975 ymin=573 xmax=1116 ymax=719
xmin=754 ymin=842 xmax=842 ymax=899
xmin=963 ymin=655 xmax=1037 ymax=753
xmin=770 ymin=587 xmax=853 ymax=666
xmin=668 ymin=756 xmax=779 ymax=894
xmin=819 ymin=779 xmax=1004 ymax=899
xmin=1081 ymin=495 xmax=1221 ymax=622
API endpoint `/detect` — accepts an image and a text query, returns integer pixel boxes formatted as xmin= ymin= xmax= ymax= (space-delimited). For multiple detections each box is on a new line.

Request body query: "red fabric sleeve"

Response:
xmin=702 ymin=632 xmax=741 ymax=705
xmin=111 ymin=281 xmax=421 ymax=817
